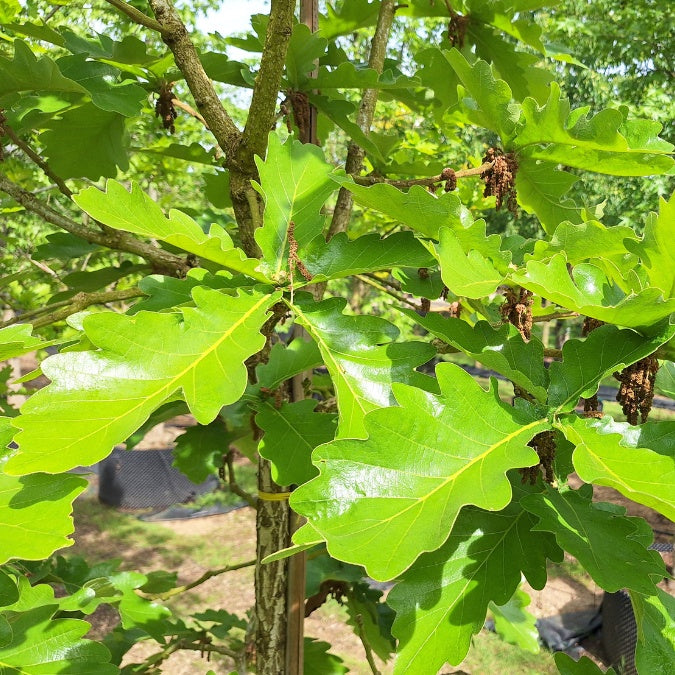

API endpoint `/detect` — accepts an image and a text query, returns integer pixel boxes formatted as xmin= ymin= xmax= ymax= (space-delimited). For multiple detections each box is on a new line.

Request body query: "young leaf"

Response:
xmin=401 ymin=310 xmax=549 ymax=402
xmin=256 ymin=399 xmax=337 ymax=486
xmin=559 ymin=416 xmax=675 ymax=521
xmin=625 ymin=191 xmax=675 ymax=297
xmin=330 ymin=175 xmax=468 ymax=239
xmin=389 ymin=496 xmax=560 ymax=673
xmin=253 ymin=133 xmax=337 ymax=278
xmin=630 ymin=588 xmax=675 ymax=675
xmin=290 ymin=296 xmax=435 ymax=438
xmin=512 ymin=254 xmax=675 ymax=330
xmin=0 ymin=324 xmax=43 ymax=361
xmin=173 ymin=421 xmax=228 ymax=484
xmin=548 ymin=321 xmax=675 ymax=412
xmin=522 ymin=486 xmax=666 ymax=594
xmin=490 ymin=588 xmax=540 ymax=654
xmin=515 ymin=83 xmax=674 ymax=176
xmin=74 ymin=181 xmax=266 ymax=280
xmin=7 ymin=288 xmax=280 ymax=475
xmin=303 ymin=231 xmax=435 ymax=281
xmin=256 ymin=338 xmax=323 ymax=390
xmin=435 ymin=227 xmax=505 ymax=298
xmin=0 ymin=460 xmax=86 ymax=564
xmin=291 ymin=363 xmax=549 ymax=579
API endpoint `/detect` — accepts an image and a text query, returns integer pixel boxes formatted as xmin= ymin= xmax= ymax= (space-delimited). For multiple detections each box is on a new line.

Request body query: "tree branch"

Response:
xmin=354 ymin=273 xmax=421 ymax=309
xmin=351 ymin=162 xmax=493 ymax=188
xmin=103 ymin=0 xmax=170 ymax=37
xmin=240 ymin=0 xmax=297 ymax=165
xmin=3 ymin=126 xmax=72 ymax=199
xmin=225 ymin=450 xmax=258 ymax=507
xmin=0 ymin=172 xmax=190 ymax=275
xmin=1 ymin=288 xmax=146 ymax=330
xmin=532 ymin=310 xmax=579 ymax=323
xmin=147 ymin=0 xmax=241 ymax=153
xmin=328 ymin=0 xmax=398 ymax=238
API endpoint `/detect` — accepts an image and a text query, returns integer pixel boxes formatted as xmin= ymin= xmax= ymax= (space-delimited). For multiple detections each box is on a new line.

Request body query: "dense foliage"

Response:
xmin=0 ymin=0 xmax=673 ymax=673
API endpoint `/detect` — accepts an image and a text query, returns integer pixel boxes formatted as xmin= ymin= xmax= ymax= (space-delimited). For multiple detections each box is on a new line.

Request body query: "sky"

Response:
xmin=196 ymin=0 xmax=270 ymax=49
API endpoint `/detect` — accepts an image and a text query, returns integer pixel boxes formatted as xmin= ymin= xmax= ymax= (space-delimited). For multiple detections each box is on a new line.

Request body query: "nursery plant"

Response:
xmin=0 ymin=0 xmax=673 ymax=673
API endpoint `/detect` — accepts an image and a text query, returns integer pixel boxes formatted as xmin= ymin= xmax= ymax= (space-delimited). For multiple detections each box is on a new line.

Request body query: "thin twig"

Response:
xmin=174 ymin=640 xmax=240 ymax=659
xmin=171 ymin=97 xmax=208 ymax=128
xmin=354 ymin=613 xmax=381 ymax=675
xmin=3 ymin=126 xmax=73 ymax=198
xmin=103 ymin=0 xmax=170 ymax=36
xmin=226 ymin=451 xmax=257 ymax=507
xmin=351 ymin=162 xmax=493 ymax=189
xmin=355 ymin=274 xmax=421 ymax=309
xmin=532 ymin=311 xmax=579 ymax=323
xmin=361 ymin=272 xmax=401 ymax=292
xmin=142 ymin=558 xmax=256 ymax=600
xmin=27 ymin=258 xmax=60 ymax=279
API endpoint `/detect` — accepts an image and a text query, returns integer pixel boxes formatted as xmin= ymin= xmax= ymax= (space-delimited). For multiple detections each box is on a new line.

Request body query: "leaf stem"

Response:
xmin=143 ymin=558 xmax=256 ymax=600
xmin=103 ymin=0 xmax=170 ymax=37
xmin=354 ymin=613 xmax=381 ymax=675
xmin=532 ymin=311 xmax=579 ymax=323
xmin=351 ymin=162 xmax=494 ymax=188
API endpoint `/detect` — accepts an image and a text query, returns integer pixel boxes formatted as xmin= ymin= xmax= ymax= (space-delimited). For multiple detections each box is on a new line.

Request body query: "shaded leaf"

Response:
xmin=630 ymin=588 xmax=675 ymax=675
xmin=7 ymin=288 xmax=280 ymax=474
xmin=345 ymin=582 xmax=395 ymax=662
xmin=290 ymin=295 xmax=435 ymax=438
xmin=490 ymin=588 xmax=540 ymax=653
xmin=74 ymin=181 xmax=266 ymax=280
xmin=560 ymin=416 xmax=675 ymax=521
xmin=292 ymin=363 xmax=548 ymax=579
xmin=304 ymin=637 xmax=348 ymax=674
xmin=173 ymin=421 xmax=227 ymax=484
xmin=256 ymin=338 xmax=323 ymax=390
xmin=554 ymin=653 xmax=614 ymax=674
xmin=389 ymin=493 xmax=560 ymax=673
xmin=548 ymin=321 xmax=675 ymax=412
xmin=522 ymin=486 xmax=665 ymax=594
xmin=655 ymin=361 xmax=675 ymax=399
xmin=257 ymin=399 xmax=337 ymax=486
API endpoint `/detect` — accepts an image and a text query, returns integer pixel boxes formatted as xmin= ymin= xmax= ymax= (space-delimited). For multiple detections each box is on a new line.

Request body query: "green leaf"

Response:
xmin=285 ymin=24 xmax=327 ymax=87
xmin=56 ymin=55 xmax=146 ymax=117
xmin=413 ymin=48 xmax=460 ymax=119
xmin=303 ymin=637 xmax=348 ymax=675
xmin=345 ymin=582 xmax=395 ymax=662
xmin=0 ymin=0 xmax=21 ymax=23
xmin=0 ymin=568 xmax=19 ymax=607
xmin=0 ymin=602 xmax=117 ymax=673
xmin=173 ymin=421 xmax=226 ymax=484
xmin=0 ymin=39 xmax=87 ymax=99
xmin=41 ymin=104 xmax=128 ymax=180
xmin=512 ymin=254 xmax=675 ymax=330
xmin=314 ymin=62 xmax=420 ymax=90
xmin=655 ymin=361 xmax=675 ymax=399
xmin=291 ymin=363 xmax=549 ymax=579
xmin=305 ymin=549 xmax=364 ymax=597
xmin=257 ymin=399 xmax=337 ymax=486
xmin=625 ymin=191 xmax=675 ymax=297
xmin=436 ymin=227 xmax=505 ymax=298
xmin=515 ymin=158 xmax=582 ymax=233
xmin=319 ymin=0 xmax=379 ymax=39
xmin=392 ymin=267 xmax=444 ymax=299
xmin=33 ymin=232 xmax=100 ymax=261
xmin=257 ymin=338 xmax=323 ymax=390
xmin=331 ymin=175 xmax=468 ymax=239
xmin=290 ymin=296 xmax=435 ymax=439
xmin=559 ymin=416 xmax=675 ymax=522
xmin=304 ymin=231 xmax=435 ymax=281
xmin=548 ymin=321 xmax=675 ymax=412
xmin=402 ymin=311 xmax=548 ymax=402
xmin=445 ymin=49 xmax=521 ymax=139
xmin=490 ymin=588 xmax=540 ymax=653
xmin=254 ymin=133 xmax=337 ymax=278
xmin=554 ymin=652 xmax=615 ymax=674
xmin=522 ymin=486 xmax=665 ymax=594
xmin=0 ymin=460 xmax=86 ymax=564
xmin=630 ymin=588 xmax=675 ymax=675
xmin=516 ymin=83 xmax=674 ymax=176
xmin=74 ymin=181 xmax=266 ymax=280
xmin=389 ymin=493 xmax=560 ymax=672
xmin=0 ymin=324 xmax=43 ymax=361
xmin=6 ymin=288 xmax=280 ymax=474
xmin=137 ymin=141 xmax=216 ymax=166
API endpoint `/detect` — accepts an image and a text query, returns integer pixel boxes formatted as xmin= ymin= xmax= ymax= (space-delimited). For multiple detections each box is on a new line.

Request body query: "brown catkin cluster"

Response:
xmin=441 ymin=167 xmax=457 ymax=192
xmin=521 ymin=431 xmax=557 ymax=485
xmin=288 ymin=221 xmax=313 ymax=281
xmin=481 ymin=148 xmax=518 ymax=214
xmin=581 ymin=316 xmax=605 ymax=415
xmin=500 ymin=287 xmax=533 ymax=340
xmin=614 ymin=355 xmax=660 ymax=425
xmin=287 ymin=90 xmax=311 ymax=144
xmin=155 ymin=81 xmax=177 ymax=134
xmin=447 ymin=11 xmax=470 ymax=48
